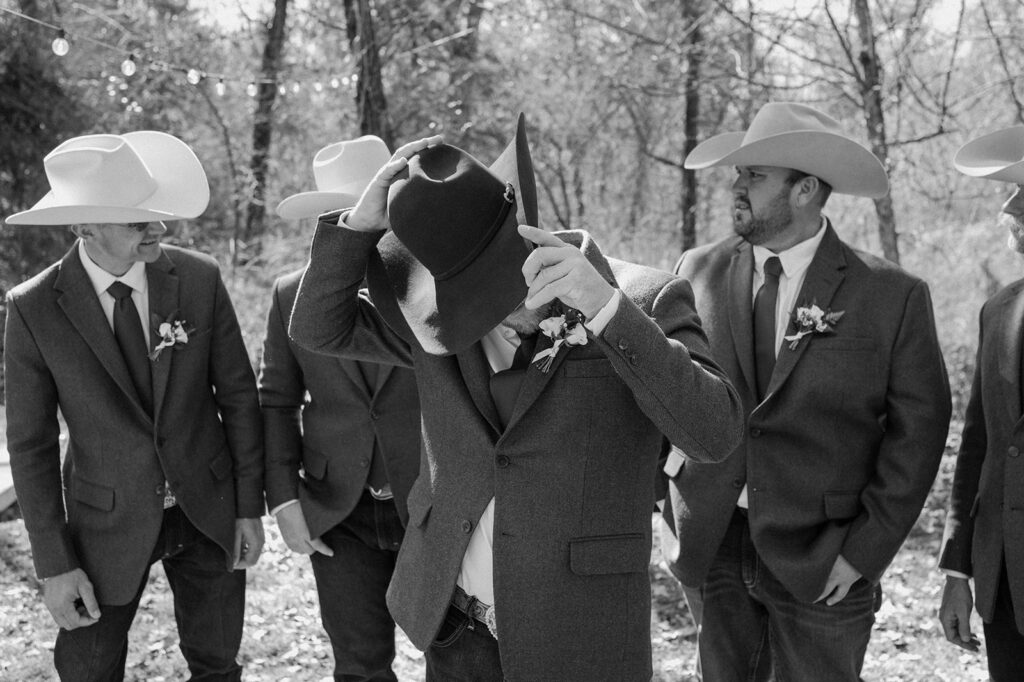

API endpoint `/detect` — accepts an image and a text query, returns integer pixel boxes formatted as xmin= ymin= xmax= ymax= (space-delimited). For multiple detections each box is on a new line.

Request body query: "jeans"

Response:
xmin=53 ymin=505 xmax=245 ymax=682
xmin=309 ymin=490 xmax=404 ymax=682
xmin=425 ymin=603 xmax=504 ymax=682
xmin=982 ymin=559 xmax=1024 ymax=682
xmin=694 ymin=509 xmax=878 ymax=682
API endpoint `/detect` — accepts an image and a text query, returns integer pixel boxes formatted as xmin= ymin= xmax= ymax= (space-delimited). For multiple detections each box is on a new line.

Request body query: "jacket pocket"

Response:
xmin=301 ymin=446 xmax=328 ymax=481
xmin=569 ymin=533 xmax=648 ymax=576
xmin=823 ymin=491 xmax=862 ymax=520
xmin=563 ymin=358 xmax=617 ymax=378
xmin=71 ymin=476 xmax=115 ymax=511
xmin=209 ymin=450 xmax=233 ymax=481
xmin=809 ymin=337 xmax=875 ymax=352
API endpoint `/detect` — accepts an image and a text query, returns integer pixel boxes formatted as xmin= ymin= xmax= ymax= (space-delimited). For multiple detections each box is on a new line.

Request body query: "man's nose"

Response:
xmin=148 ymin=221 xmax=168 ymax=236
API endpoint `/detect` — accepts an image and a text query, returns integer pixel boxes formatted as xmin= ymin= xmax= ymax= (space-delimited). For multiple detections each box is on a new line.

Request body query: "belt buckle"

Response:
xmin=368 ymin=484 xmax=393 ymax=501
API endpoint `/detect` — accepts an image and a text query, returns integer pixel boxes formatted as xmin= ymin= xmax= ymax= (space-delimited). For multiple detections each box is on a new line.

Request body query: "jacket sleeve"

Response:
xmin=4 ymin=294 xmax=78 ymax=579
xmin=593 ymin=275 xmax=744 ymax=464
xmin=207 ymin=270 xmax=265 ymax=518
xmin=841 ymin=280 xmax=952 ymax=582
xmin=289 ymin=216 xmax=414 ymax=368
xmin=939 ymin=304 xmax=988 ymax=576
xmin=257 ymin=280 xmax=306 ymax=511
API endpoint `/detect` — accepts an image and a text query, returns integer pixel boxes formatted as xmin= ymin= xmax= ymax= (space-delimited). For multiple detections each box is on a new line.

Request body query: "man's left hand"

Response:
xmin=233 ymin=517 xmax=265 ymax=569
xmin=815 ymin=554 xmax=863 ymax=605
xmin=519 ymin=225 xmax=614 ymax=319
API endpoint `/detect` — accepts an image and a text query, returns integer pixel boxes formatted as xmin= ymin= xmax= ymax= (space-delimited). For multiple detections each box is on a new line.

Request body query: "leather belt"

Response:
xmin=452 ymin=585 xmax=498 ymax=639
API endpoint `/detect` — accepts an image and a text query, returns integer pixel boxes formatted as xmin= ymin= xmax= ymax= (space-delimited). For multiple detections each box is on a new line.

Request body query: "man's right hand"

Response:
xmin=346 ymin=135 xmax=444 ymax=232
xmin=939 ymin=575 xmax=980 ymax=652
xmin=43 ymin=568 xmax=100 ymax=630
xmin=274 ymin=502 xmax=334 ymax=556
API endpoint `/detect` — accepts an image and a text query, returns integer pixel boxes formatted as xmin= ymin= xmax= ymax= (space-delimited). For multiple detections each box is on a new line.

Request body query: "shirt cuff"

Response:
xmin=584 ymin=289 xmax=621 ymax=336
xmin=270 ymin=499 xmax=300 ymax=517
xmin=942 ymin=569 xmax=971 ymax=580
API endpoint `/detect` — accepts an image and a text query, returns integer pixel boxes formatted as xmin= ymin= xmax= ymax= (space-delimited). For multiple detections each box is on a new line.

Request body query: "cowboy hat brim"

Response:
xmin=276 ymin=190 xmax=362 ymax=220
xmin=954 ymin=126 xmax=1024 ymax=184
xmin=685 ymin=130 xmax=889 ymax=199
xmin=6 ymin=131 xmax=209 ymax=226
xmin=365 ymin=114 xmax=536 ymax=356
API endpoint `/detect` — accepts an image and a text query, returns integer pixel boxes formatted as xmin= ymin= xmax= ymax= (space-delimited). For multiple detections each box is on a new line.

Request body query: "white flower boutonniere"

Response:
xmin=783 ymin=303 xmax=844 ymax=350
xmin=531 ymin=309 xmax=588 ymax=373
xmin=149 ymin=316 xmax=195 ymax=361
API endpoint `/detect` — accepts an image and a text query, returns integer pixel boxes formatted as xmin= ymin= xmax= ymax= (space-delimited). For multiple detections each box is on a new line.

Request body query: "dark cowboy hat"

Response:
xmin=365 ymin=113 xmax=538 ymax=356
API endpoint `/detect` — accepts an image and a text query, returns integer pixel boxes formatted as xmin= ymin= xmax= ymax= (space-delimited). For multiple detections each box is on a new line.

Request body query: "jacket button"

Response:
xmin=618 ymin=339 xmax=628 ymax=351
xmin=360 ymin=458 xmax=369 ymax=468
xmin=1010 ymin=446 xmax=1020 ymax=458
xmin=497 ymin=455 xmax=510 ymax=468
xmin=155 ymin=484 xmax=165 ymax=496
xmin=369 ymin=410 xmax=379 ymax=420
xmin=461 ymin=520 xmax=473 ymax=533
xmin=750 ymin=427 xmax=762 ymax=438
xmin=732 ymin=478 xmax=743 ymax=489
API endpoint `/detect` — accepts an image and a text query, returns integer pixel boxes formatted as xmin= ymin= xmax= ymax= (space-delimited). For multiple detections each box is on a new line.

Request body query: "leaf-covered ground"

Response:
xmin=0 ymin=512 xmax=987 ymax=681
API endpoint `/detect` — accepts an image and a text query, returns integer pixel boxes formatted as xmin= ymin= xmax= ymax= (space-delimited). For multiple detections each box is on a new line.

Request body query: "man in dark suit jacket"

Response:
xmin=4 ymin=132 xmax=264 ymax=681
xmin=665 ymin=103 xmax=951 ymax=680
xmin=288 ymin=115 xmax=744 ymax=681
xmin=260 ymin=136 xmax=422 ymax=681
xmin=939 ymin=126 xmax=1024 ymax=682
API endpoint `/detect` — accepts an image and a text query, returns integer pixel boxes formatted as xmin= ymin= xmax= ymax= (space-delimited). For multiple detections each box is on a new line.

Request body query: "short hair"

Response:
xmin=785 ymin=170 xmax=833 ymax=207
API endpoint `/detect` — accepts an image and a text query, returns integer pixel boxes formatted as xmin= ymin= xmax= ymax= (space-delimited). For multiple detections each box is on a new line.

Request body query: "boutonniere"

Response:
xmin=532 ymin=308 xmax=588 ymax=373
xmin=149 ymin=313 xmax=195 ymax=361
xmin=783 ymin=302 xmax=844 ymax=350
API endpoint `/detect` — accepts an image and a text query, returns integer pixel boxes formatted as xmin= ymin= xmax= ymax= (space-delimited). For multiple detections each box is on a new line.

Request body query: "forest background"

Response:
xmin=1 ymin=0 xmax=1022 ymax=679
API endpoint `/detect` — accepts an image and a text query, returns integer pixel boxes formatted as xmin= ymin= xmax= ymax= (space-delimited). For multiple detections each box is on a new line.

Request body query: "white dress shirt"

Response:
xmin=78 ymin=240 xmax=151 ymax=346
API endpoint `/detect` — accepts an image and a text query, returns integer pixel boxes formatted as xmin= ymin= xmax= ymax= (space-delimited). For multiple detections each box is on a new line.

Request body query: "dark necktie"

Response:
xmin=489 ymin=333 xmax=536 ymax=429
xmin=108 ymin=281 xmax=153 ymax=415
xmin=753 ymin=257 xmax=782 ymax=400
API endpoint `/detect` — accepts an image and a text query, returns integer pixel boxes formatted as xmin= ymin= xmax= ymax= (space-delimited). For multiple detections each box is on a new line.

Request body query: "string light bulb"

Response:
xmin=51 ymin=29 xmax=70 ymax=57
xmin=277 ymin=83 xmax=286 ymax=96
xmin=186 ymin=68 xmax=202 ymax=85
xmin=121 ymin=54 xmax=137 ymax=77
xmin=215 ymin=79 xmax=226 ymax=96
xmin=246 ymin=82 xmax=257 ymax=97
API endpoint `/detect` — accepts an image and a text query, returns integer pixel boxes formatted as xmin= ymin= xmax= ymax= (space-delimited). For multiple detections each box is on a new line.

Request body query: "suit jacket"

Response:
xmin=940 ymin=279 xmax=1024 ymax=632
xmin=668 ymin=224 xmax=951 ymax=603
xmin=4 ymin=243 xmax=263 ymax=605
xmin=258 ymin=269 xmax=421 ymax=533
xmin=288 ymin=220 xmax=743 ymax=682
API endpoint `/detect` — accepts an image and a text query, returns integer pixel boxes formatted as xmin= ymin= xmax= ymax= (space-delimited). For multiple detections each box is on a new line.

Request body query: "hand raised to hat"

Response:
xmin=345 ymin=135 xmax=444 ymax=232
xmin=519 ymin=225 xmax=615 ymax=320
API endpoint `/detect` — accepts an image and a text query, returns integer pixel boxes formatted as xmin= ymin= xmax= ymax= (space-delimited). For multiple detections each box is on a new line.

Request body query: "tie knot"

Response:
xmin=763 ymin=256 xmax=783 ymax=280
xmin=107 ymin=281 xmax=134 ymax=300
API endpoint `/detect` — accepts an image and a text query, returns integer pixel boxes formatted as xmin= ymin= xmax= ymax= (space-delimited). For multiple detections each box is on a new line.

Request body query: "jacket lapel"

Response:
xmin=727 ymin=243 xmax=757 ymax=397
xmin=374 ymin=363 xmax=394 ymax=395
xmin=457 ymin=342 xmax=502 ymax=434
xmin=764 ymin=224 xmax=846 ymax=398
xmin=339 ymin=359 xmax=373 ymax=400
xmin=146 ymin=253 xmax=179 ymax=420
xmin=999 ymin=281 xmax=1024 ymax=422
xmin=55 ymin=244 xmax=147 ymax=418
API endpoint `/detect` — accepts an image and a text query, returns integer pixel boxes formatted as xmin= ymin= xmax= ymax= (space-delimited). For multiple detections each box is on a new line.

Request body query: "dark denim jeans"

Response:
xmin=54 ymin=504 xmax=245 ymax=682
xmin=694 ymin=509 xmax=878 ymax=682
xmin=424 ymin=603 xmax=504 ymax=682
xmin=982 ymin=559 xmax=1024 ymax=682
xmin=309 ymin=490 xmax=404 ymax=682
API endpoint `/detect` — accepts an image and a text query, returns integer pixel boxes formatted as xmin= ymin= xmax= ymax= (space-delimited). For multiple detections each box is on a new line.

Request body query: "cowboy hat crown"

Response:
xmin=276 ymin=135 xmax=391 ymax=219
xmin=6 ymin=131 xmax=209 ymax=225
xmin=685 ymin=102 xmax=889 ymax=198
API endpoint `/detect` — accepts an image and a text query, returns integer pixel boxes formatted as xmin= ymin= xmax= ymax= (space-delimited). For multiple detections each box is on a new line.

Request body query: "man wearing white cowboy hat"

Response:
xmin=4 ymin=131 xmax=264 ymax=681
xmin=288 ymin=114 xmax=744 ymax=681
xmin=259 ymin=135 xmax=423 ymax=681
xmin=662 ymin=101 xmax=951 ymax=680
xmin=938 ymin=125 xmax=1024 ymax=681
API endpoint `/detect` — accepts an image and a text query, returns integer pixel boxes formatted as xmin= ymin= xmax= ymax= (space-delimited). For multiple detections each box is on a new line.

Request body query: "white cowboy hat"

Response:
xmin=953 ymin=126 xmax=1024 ymax=184
xmin=6 ymin=131 xmax=209 ymax=225
xmin=276 ymin=136 xmax=391 ymax=219
xmin=685 ymin=102 xmax=889 ymax=198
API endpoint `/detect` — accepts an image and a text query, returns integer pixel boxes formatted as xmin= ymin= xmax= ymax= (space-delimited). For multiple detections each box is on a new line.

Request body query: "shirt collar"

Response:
xmin=77 ymin=240 xmax=148 ymax=297
xmin=752 ymin=216 xmax=827 ymax=279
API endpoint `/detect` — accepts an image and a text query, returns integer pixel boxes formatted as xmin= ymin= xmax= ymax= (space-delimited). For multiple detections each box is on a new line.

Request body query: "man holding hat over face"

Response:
xmin=938 ymin=126 xmax=1024 ymax=681
xmin=288 ymin=114 xmax=743 ymax=681
xmin=4 ymin=132 xmax=264 ymax=681
xmin=664 ymin=102 xmax=951 ymax=680
xmin=260 ymin=135 xmax=422 ymax=681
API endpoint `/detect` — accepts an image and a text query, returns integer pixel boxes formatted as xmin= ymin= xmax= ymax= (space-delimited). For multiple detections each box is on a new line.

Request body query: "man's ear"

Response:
xmin=71 ymin=225 xmax=91 ymax=240
xmin=793 ymin=176 xmax=822 ymax=208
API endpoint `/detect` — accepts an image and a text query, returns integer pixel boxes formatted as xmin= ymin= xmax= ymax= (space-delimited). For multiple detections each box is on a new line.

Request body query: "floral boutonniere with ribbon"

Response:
xmin=149 ymin=312 xmax=196 ymax=361
xmin=532 ymin=308 xmax=588 ymax=373
xmin=783 ymin=303 xmax=844 ymax=350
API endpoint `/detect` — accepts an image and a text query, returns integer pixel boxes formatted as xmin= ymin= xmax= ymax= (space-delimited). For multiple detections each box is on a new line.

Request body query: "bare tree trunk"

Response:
xmin=344 ymin=0 xmax=393 ymax=147
xmin=681 ymin=0 xmax=703 ymax=252
xmin=852 ymin=0 xmax=899 ymax=264
xmin=241 ymin=0 xmax=289 ymax=261
xmin=449 ymin=0 xmax=485 ymax=144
